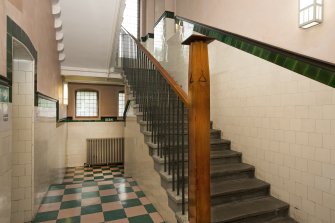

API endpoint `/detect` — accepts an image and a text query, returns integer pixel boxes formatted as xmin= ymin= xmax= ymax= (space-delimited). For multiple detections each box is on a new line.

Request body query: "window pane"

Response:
xmin=76 ymin=91 xmax=98 ymax=117
xmin=118 ymin=92 xmax=125 ymax=116
xmin=122 ymin=0 xmax=139 ymax=38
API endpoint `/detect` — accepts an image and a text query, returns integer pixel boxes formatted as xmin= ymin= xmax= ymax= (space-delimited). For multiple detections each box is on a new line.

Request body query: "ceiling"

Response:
xmin=57 ymin=0 xmax=124 ymax=79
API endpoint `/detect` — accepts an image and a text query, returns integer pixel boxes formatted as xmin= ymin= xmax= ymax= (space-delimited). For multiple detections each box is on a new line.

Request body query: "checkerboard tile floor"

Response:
xmin=62 ymin=165 xmax=124 ymax=184
xmin=33 ymin=165 xmax=164 ymax=223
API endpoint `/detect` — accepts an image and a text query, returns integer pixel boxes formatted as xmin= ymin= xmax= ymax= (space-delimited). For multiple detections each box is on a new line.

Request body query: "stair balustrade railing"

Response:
xmin=119 ymin=28 xmax=189 ymax=215
xmin=120 ymin=27 xmax=213 ymax=222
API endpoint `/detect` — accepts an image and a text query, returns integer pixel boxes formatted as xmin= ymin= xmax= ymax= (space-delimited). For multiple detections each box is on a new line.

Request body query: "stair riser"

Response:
xmin=211 ymin=132 xmax=221 ymax=139
xmin=161 ymin=170 xmax=254 ymax=190
xmin=211 ymin=170 xmax=255 ymax=183
xmin=148 ymin=143 xmax=230 ymax=157
xmin=211 ymin=143 xmax=231 ymax=151
xmin=211 ymin=188 xmax=270 ymax=206
xmin=154 ymin=156 xmax=241 ymax=172
xmin=216 ymin=207 xmax=289 ymax=223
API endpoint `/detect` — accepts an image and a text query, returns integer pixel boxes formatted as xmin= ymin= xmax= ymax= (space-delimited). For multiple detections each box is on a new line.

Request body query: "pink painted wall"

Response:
xmin=0 ymin=0 xmax=62 ymax=99
xmin=176 ymin=0 xmax=335 ymax=64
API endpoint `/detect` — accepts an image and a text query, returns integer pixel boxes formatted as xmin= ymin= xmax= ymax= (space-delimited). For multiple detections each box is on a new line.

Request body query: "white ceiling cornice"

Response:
xmin=51 ymin=0 xmax=65 ymax=62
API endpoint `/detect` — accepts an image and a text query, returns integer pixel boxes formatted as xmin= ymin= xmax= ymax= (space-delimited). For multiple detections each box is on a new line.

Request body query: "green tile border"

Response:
xmin=174 ymin=15 xmax=335 ymax=88
xmin=154 ymin=11 xmax=175 ymax=27
xmin=0 ymin=75 xmax=10 ymax=103
xmin=7 ymin=16 xmax=38 ymax=103
xmin=60 ymin=116 xmax=124 ymax=123
xmin=141 ymin=33 xmax=154 ymax=42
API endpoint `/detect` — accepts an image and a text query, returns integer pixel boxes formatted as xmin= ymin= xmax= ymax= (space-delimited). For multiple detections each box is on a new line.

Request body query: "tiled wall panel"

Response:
xmin=0 ymin=98 xmax=12 ymax=223
xmin=11 ymin=59 xmax=34 ymax=223
xmin=66 ymin=122 xmax=124 ymax=167
xmin=34 ymin=105 xmax=67 ymax=215
xmin=209 ymin=41 xmax=335 ymax=223
xmin=124 ymin=113 xmax=175 ymax=223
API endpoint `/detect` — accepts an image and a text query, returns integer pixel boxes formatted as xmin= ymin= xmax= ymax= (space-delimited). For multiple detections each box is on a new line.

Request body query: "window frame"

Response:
xmin=75 ymin=89 xmax=99 ymax=118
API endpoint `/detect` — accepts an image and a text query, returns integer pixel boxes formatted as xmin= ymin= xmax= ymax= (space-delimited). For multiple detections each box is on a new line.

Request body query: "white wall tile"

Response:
xmin=207 ymin=40 xmax=335 ymax=222
xmin=66 ymin=122 xmax=124 ymax=167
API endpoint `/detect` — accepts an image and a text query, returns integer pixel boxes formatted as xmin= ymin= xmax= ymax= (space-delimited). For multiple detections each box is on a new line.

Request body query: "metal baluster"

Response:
xmin=177 ymin=97 xmax=180 ymax=196
xmin=168 ymin=87 xmax=171 ymax=175
xmin=163 ymin=81 xmax=167 ymax=171
xmin=182 ymin=104 xmax=186 ymax=215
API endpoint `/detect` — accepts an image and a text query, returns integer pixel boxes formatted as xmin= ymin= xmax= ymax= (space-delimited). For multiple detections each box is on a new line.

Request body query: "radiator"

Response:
xmin=86 ymin=138 xmax=124 ymax=166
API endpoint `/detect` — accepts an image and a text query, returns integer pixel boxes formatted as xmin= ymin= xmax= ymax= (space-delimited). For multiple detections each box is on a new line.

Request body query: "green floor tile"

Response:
xmin=64 ymin=188 xmax=82 ymax=195
xmin=73 ymin=178 xmax=83 ymax=181
xmin=114 ymin=174 xmax=123 ymax=177
xmin=113 ymin=178 xmax=126 ymax=183
xmin=99 ymin=184 xmax=114 ymax=190
xmin=84 ymin=174 xmax=93 ymax=177
xmin=56 ymin=216 xmax=81 ymax=223
xmin=49 ymin=184 xmax=65 ymax=190
xmin=33 ymin=210 xmax=58 ymax=222
xmin=82 ymin=181 xmax=97 ymax=187
xmin=101 ymin=195 xmax=119 ymax=203
xmin=117 ymin=187 xmax=133 ymax=193
xmin=60 ymin=200 xmax=81 ymax=209
xmin=94 ymin=176 xmax=104 ymax=179
xmin=104 ymin=209 xmax=127 ymax=221
xmin=128 ymin=214 xmax=154 ymax=223
xmin=136 ymin=191 xmax=145 ymax=198
xmin=81 ymin=204 xmax=102 ymax=215
xmin=42 ymin=195 xmax=63 ymax=204
xmin=121 ymin=198 xmax=142 ymax=208
xmin=129 ymin=181 xmax=138 ymax=186
xmin=103 ymin=172 xmax=113 ymax=175
xmin=82 ymin=191 xmax=100 ymax=199
xmin=144 ymin=204 xmax=157 ymax=213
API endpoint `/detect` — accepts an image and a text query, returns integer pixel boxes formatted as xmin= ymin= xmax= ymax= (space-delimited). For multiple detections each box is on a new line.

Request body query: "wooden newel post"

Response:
xmin=182 ymin=35 xmax=214 ymax=223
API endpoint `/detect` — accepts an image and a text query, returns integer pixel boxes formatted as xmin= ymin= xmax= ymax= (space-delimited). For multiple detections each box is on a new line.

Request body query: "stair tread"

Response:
xmin=211 ymin=138 xmax=230 ymax=145
xmin=168 ymin=178 xmax=269 ymax=202
xmin=211 ymin=178 xmax=269 ymax=196
xmin=212 ymin=196 xmax=289 ymax=223
xmin=160 ymin=163 xmax=254 ymax=180
xmin=211 ymin=163 xmax=254 ymax=175
xmin=153 ymin=150 xmax=241 ymax=163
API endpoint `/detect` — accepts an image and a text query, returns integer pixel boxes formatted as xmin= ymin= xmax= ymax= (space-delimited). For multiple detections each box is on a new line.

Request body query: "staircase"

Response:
xmin=128 ymin=100 xmax=298 ymax=223
xmin=120 ymin=27 xmax=298 ymax=223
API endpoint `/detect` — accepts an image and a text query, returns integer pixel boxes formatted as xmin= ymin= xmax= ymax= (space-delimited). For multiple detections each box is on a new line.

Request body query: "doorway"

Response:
xmin=11 ymin=39 xmax=35 ymax=222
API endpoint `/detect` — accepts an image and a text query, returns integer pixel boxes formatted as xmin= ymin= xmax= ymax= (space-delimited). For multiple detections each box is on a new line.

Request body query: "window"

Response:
xmin=119 ymin=0 xmax=139 ymax=59
xmin=75 ymin=90 xmax=98 ymax=117
xmin=122 ymin=0 xmax=139 ymax=38
xmin=118 ymin=92 xmax=125 ymax=117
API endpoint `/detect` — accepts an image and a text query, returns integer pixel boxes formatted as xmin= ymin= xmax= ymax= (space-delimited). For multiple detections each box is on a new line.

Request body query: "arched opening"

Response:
xmin=12 ymin=38 xmax=35 ymax=222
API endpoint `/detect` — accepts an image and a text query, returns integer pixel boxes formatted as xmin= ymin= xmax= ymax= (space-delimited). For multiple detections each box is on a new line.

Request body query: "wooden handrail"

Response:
xmin=121 ymin=27 xmax=190 ymax=106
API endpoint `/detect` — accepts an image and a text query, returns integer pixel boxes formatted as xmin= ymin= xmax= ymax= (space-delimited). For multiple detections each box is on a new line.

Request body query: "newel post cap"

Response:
xmin=181 ymin=34 xmax=215 ymax=45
